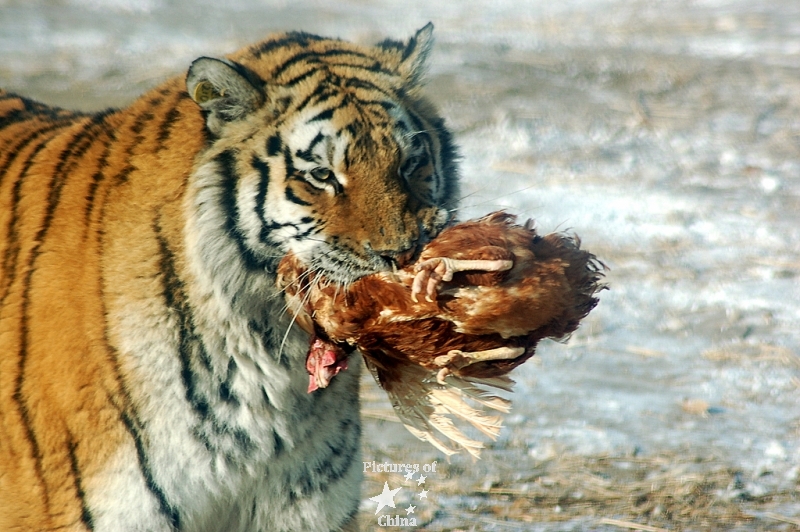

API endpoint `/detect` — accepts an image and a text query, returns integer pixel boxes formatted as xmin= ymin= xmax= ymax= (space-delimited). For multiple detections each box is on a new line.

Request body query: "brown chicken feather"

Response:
xmin=277 ymin=211 xmax=605 ymax=456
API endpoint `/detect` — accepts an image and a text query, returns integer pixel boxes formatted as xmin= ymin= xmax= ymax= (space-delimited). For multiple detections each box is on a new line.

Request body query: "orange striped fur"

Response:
xmin=0 ymin=25 xmax=458 ymax=531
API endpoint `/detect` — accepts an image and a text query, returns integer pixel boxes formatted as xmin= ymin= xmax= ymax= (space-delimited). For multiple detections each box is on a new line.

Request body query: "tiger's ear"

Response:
xmin=398 ymin=22 xmax=435 ymax=87
xmin=186 ymin=57 xmax=264 ymax=135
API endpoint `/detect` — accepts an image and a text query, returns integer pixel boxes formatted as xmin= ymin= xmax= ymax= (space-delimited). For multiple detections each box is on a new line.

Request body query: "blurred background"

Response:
xmin=2 ymin=0 xmax=799 ymax=529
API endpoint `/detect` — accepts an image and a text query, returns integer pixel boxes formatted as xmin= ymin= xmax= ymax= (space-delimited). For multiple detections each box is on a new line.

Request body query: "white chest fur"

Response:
xmin=100 ymin=283 xmax=362 ymax=532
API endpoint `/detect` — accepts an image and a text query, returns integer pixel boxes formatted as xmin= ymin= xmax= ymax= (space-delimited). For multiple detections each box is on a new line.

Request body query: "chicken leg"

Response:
xmin=411 ymin=257 xmax=514 ymax=302
xmin=433 ymin=346 xmax=525 ymax=384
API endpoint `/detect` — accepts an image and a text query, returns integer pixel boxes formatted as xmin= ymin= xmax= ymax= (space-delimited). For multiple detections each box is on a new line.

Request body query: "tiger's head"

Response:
xmin=186 ymin=24 xmax=458 ymax=287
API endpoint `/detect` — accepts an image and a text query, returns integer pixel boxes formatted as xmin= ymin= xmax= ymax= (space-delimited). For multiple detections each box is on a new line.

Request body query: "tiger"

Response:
xmin=0 ymin=23 xmax=459 ymax=532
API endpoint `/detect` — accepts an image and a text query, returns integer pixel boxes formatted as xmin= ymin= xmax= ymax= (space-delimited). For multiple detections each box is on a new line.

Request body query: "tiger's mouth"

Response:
xmin=293 ymin=207 xmax=451 ymax=286
xmin=304 ymin=245 xmax=402 ymax=286
xmin=301 ymin=240 xmax=424 ymax=286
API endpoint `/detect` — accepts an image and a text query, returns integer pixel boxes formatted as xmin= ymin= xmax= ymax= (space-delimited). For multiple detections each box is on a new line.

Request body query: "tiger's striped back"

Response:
xmin=0 ymin=24 xmax=458 ymax=532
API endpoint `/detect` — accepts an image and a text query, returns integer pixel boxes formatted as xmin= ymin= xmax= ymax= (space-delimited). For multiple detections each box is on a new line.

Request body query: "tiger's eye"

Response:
xmin=401 ymin=155 xmax=422 ymax=177
xmin=311 ymin=167 xmax=334 ymax=182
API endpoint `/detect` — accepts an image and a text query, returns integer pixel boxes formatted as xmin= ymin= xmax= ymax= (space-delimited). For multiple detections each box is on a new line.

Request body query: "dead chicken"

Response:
xmin=277 ymin=211 xmax=605 ymax=456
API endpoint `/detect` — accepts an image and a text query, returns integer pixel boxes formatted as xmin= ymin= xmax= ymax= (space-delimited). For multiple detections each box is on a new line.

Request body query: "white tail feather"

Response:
xmin=363 ymin=358 xmax=514 ymax=459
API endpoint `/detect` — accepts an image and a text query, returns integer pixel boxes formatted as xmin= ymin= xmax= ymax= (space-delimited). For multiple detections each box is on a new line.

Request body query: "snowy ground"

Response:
xmin=2 ymin=0 xmax=799 ymax=529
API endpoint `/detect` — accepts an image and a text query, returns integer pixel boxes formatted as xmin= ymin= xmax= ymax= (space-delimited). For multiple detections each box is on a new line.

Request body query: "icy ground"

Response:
xmin=2 ymin=0 xmax=798 ymax=529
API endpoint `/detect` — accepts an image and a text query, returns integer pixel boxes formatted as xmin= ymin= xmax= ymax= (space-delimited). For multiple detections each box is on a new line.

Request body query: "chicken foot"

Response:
xmin=433 ymin=346 xmax=525 ymax=384
xmin=411 ymin=257 xmax=514 ymax=302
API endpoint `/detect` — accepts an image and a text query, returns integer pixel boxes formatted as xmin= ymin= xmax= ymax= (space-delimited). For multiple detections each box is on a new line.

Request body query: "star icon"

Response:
xmin=418 ymin=488 xmax=428 ymax=499
xmin=369 ymin=482 xmax=402 ymax=514
xmin=406 ymin=504 xmax=416 ymax=515
xmin=404 ymin=470 xmax=415 ymax=481
xmin=416 ymin=475 xmax=426 ymax=486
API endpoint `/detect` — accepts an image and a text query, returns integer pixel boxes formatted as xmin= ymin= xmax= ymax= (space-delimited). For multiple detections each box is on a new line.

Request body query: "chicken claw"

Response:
xmin=411 ymin=257 xmax=513 ymax=302
xmin=434 ymin=346 xmax=525 ymax=384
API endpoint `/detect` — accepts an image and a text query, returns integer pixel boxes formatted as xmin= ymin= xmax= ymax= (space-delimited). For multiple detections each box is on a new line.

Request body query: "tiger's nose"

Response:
xmin=394 ymin=246 xmax=417 ymax=267
xmin=378 ymin=245 xmax=417 ymax=269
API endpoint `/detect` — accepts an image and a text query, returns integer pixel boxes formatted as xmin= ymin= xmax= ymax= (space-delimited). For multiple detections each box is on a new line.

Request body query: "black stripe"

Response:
xmin=250 ymin=155 xmax=278 ymax=247
xmin=219 ymin=357 xmax=239 ymax=406
xmin=344 ymin=77 xmax=393 ymax=97
xmin=292 ymin=224 xmax=317 ymax=240
xmin=327 ymin=59 xmax=395 ymax=76
xmin=155 ymin=100 xmax=182 ymax=152
xmin=260 ymin=218 xmax=297 ymax=233
xmin=282 ymin=146 xmax=296 ymax=177
xmin=83 ymin=131 xmax=116 ymax=230
xmin=232 ymin=428 xmax=255 ymax=454
xmin=66 ymin=433 xmax=95 ymax=531
xmin=281 ymin=67 xmax=320 ymax=88
xmin=294 ymin=131 xmax=324 ymax=163
xmin=272 ymin=429 xmax=284 ymax=456
xmin=285 ymin=187 xmax=312 ymax=206
xmin=131 ymin=111 xmax=155 ymax=135
xmin=306 ymin=131 xmax=326 ymax=154
xmin=357 ymin=99 xmax=400 ymax=113
xmin=217 ymin=150 xmax=275 ymax=271
xmin=250 ymin=32 xmax=325 ymax=59
xmin=10 ymin=381 xmax=50 ymax=511
xmin=342 ymin=143 xmax=350 ymax=169
xmin=402 ymin=151 xmax=430 ymax=176
xmin=308 ymin=108 xmax=334 ymax=124
xmin=119 ymin=410 xmax=181 ymax=530
xmin=266 ymin=134 xmax=282 ymax=157
xmin=343 ymin=123 xmax=359 ymax=140
xmin=261 ymin=386 xmax=272 ymax=407
xmin=155 ymin=221 xmax=213 ymax=423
